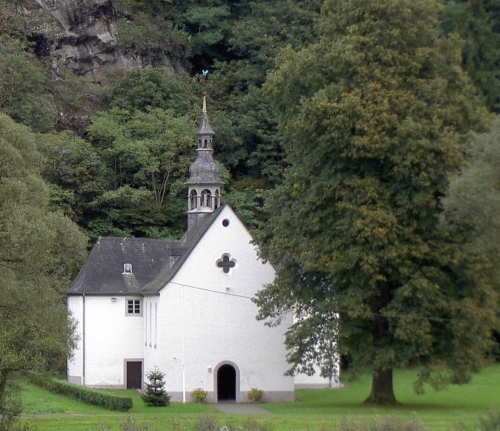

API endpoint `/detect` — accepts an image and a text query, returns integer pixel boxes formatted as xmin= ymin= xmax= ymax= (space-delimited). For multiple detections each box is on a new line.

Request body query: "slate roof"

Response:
xmin=141 ymin=205 xmax=225 ymax=294
xmin=197 ymin=110 xmax=215 ymax=135
xmin=68 ymin=205 xmax=226 ymax=296
xmin=185 ymin=150 xmax=225 ymax=186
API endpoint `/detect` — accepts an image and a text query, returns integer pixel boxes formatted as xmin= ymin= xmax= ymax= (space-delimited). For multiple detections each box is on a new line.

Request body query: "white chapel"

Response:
xmin=67 ymin=96 xmax=334 ymax=402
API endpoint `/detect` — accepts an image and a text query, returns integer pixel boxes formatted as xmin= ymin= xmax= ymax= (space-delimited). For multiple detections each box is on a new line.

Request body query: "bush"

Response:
xmin=86 ymin=416 xmax=156 ymax=431
xmin=453 ymin=411 xmax=500 ymax=431
xmin=336 ymin=414 xmax=427 ymax=431
xmin=190 ymin=414 xmax=272 ymax=431
xmin=190 ymin=388 xmax=207 ymax=402
xmin=247 ymin=388 xmax=263 ymax=403
xmin=141 ymin=367 xmax=170 ymax=407
xmin=191 ymin=414 xmax=218 ymax=431
xmin=29 ymin=374 xmax=132 ymax=412
xmin=478 ymin=411 xmax=500 ymax=431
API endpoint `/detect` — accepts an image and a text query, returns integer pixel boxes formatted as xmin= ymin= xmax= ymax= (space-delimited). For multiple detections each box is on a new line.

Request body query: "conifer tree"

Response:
xmin=141 ymin=367 xmax=171 ymax=407
xmin=255 ymin=0 xmax=496 ymax=405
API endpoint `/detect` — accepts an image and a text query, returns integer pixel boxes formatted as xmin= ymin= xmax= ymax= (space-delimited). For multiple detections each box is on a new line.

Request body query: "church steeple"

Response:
xmin=186 ymin=94 xmax=224 ymax=234
xmin=196 ymin=95 xmax=215 ymax=145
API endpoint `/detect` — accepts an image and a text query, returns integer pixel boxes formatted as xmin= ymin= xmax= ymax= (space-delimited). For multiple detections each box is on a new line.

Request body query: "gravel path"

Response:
xmin=212 ymin=402 xmax=271 ymax=414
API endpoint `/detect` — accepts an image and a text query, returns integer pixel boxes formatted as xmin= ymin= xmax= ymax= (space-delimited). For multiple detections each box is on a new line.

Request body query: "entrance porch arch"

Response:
xmin=215 ymin=362 xmax=239 ymax=402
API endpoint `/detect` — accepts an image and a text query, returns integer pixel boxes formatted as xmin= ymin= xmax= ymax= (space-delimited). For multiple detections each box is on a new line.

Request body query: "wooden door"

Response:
xmin=126 ymin=361 xmax=142 ymax=389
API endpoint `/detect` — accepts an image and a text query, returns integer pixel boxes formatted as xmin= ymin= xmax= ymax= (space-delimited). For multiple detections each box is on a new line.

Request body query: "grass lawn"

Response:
xmin=19 ymin=365 xmax=500 ymax=431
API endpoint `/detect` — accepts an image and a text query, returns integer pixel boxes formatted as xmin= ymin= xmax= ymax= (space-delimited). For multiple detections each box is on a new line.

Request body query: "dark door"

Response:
xmin=126 ymin=361 xmax=142 ymax=389
xmin=217 ymin=364 xmax=236 ymax=401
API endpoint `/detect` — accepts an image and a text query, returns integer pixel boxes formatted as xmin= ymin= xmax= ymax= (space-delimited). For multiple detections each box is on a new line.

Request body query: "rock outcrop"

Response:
xmin=19 ymin=0 xmax=169 ymax=84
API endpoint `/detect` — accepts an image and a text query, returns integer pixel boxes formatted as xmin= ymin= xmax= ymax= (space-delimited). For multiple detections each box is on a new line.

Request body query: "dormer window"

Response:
xmin=123 ymin=263 xmax=132 ymax=274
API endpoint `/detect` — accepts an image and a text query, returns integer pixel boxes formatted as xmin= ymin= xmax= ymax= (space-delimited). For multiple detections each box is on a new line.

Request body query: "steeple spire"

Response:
xmin=186 ymin=94 xmax=224 ymax=234
xmin=197 ymin=93 xmax=215 ymax=137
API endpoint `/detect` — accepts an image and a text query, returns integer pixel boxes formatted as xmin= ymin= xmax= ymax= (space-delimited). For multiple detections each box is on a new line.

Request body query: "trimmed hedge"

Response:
xmin=29 ymin=374 xmax=133 ymax=412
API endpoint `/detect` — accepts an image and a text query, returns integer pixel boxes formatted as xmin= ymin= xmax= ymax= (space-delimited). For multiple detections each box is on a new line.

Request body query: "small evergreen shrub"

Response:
xmin=190 ymin=388 xmax=208 ymax=402
xmin=247 ymin=388 xmax=264 ymax=403
xmin=141 ymin=367 xmax=171 ymax=407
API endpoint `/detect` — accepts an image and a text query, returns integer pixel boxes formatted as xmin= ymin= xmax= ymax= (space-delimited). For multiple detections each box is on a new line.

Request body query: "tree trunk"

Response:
xmin=364 ymin=367 xmax=399 ymax=405
xmin=364 ymin=291 xmax=399 ymax=405
xmin=0 ymin=370 xmax=10 ymax=408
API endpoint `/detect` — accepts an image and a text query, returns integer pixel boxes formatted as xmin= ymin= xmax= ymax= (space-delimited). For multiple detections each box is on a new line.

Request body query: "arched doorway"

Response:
xmin=217 ymin=364 xmax=236 ymax=401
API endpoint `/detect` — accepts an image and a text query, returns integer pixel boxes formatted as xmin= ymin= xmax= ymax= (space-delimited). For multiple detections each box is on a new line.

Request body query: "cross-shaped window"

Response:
xmin=217 ymin=254 xmax=236 ymax=273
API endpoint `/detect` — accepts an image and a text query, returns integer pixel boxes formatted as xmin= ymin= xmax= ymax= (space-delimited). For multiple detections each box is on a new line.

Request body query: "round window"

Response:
xmin=222 ymin=219 xmax=230 ymax=227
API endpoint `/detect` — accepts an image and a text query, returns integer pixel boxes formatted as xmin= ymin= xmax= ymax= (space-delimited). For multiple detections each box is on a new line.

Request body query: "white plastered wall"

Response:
xmin=67 ymin=205 xmax=337 ymax=398
xmin=67 ymin=295 xmax=83 ymax=385
xmin=294 ymin=365 xmax=342 ymax=389
xmin=151 ymin=206 xmax=294 ymax=402
xmin=67 ymin=295 xmax=144 ymax=388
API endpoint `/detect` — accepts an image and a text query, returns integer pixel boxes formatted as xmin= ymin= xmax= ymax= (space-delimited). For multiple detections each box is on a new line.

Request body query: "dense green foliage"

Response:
xmin=442 ymin=116 xmax=500 ymax=277
xmin=30 ymin=374 xmax=133 ymax=412
xmin=254 ymin=0 xmax=496 ymax=405
xmin=85 ymin=107 xmax=194 ymax=238
xmin=0 ymin=42 xmax=54 ymax=132
xmin=0 ymin=114 xmax=87 ymax=423
xmin=441 ymin=0 xmax=500 ymax=112
xmin=442 ymin=116 xmax=500 ymax=355
xmin=41 ymin=100 xmax=196 ymax=239
xmin=4 ymin=0 xmax=500 ymax=239
xmin=108 ymin=69 xmax=198 ymax=116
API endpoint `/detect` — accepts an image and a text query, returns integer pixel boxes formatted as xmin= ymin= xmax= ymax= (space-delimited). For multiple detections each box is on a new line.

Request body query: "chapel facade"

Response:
xmin=67 ymin=96 xmax=335 ymax=402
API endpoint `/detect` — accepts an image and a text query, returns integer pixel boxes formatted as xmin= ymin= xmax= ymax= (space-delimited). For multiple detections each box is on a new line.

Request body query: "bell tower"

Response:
xmin=186 ymin=94 xmax=224 ymax=234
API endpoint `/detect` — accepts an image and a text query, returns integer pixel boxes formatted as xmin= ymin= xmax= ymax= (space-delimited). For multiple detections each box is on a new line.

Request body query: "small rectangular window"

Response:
xmin=127 ymin=299 xmax=141 ymax=316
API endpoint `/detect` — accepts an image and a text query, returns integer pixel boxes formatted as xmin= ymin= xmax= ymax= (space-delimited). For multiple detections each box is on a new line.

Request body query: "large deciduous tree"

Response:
xmin=84 ymin=108 xmax=194 ymax=239
xmin=0 ymin=114 xmax=87 ymax=423
xmin=254 ymin=0 xmax=496 ymax=405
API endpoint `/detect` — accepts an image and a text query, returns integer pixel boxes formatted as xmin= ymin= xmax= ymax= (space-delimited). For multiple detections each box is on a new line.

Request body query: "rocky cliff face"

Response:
xmin=19 ymin=0 xmax=169 ymax=84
